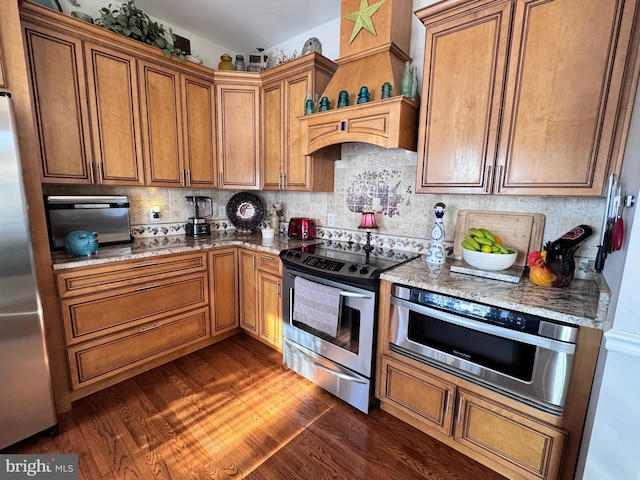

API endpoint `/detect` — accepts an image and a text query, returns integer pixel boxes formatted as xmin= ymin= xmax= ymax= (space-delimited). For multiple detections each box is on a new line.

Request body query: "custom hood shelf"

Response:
xmin=300 ymin=0 xmax=419 ymax=156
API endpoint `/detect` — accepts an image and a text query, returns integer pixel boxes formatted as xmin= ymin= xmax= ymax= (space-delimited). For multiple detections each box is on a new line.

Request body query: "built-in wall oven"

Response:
xmin=389 ymin=284 xmax=578 ymax=416
xmin=280 ymin=242 xmax=418 ymax=413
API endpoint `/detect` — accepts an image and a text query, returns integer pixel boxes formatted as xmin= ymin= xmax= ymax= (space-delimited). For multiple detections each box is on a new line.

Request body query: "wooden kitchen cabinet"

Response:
xmin=22 ymin=24 xmax=94 ymax=183
xmin=208 ymin=248 xmax=239 ymax=335
xmin=415 ymin=0 xmax=640 ymax=196
xmin=379 ymin=355 xmax=565 ymax=480
xmin=55 ymin=252 xmax=211 ymax=393
xmin=261 ymin=53 xmax=338 ymax=191
xmin=238 ymin=248 xmax=283 ymax=350
xmin=139 ymin=61 xmax=217 ymax=188
xmin=215 ymin=72 xmax=261 ymax=189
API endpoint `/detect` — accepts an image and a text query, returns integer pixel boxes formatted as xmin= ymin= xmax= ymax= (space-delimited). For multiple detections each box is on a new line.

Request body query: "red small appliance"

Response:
xmin=288 ymin=218 xmax=316 ymax=239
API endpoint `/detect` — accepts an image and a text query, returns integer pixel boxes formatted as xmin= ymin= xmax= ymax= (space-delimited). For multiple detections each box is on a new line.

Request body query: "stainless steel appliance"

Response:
xmin=0 ymin=92 xmax=58 ymax=448
xmin=186 ymin=195 xmax=212 ymax=236
xmin=45 ymin=195 xmax=132 ymax=249
xmin=389 ymin=284 xmax=578 ymax=415
xmin=280 ymin=241 xmax=418 ymax=413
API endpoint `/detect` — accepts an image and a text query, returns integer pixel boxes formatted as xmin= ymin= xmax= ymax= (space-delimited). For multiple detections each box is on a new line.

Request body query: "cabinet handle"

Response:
xmin=281 ymin=172 xmax=286 ymax=190
xmin=135 ymin=283 xmax=159 ymax=292
xmin=181 ymin=169 xmax=185 ymax=186
xmin=97 ymin=162 xmax=103 ymax=182
xmin=133 ymin=262 xmax=158 ymax=268
xmin=444 ymin=391 xmax=450 ymax=418
xmin=485 ymin=165 xmax=492 ymax=193
xmin=496 ymin=165 xmax=505 ymax=192
xmin=456 ymin=396 xmax=462 ymax=424
xmin=139 ymin=323 xmax=163 ymax=333
xmin=186 ymin=169 xmax=191 ymax=186
xmin=89 ymin=161 xmax=95 ymax=184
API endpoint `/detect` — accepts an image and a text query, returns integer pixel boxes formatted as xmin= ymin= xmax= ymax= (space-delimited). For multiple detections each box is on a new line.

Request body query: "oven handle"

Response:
xmin=284 ymin=338 xmax=368 ymax=384
xmin=288 ymin=286 xmax=372 ymax=323
xmin=391 ymin=296 xmax=575 ymax=353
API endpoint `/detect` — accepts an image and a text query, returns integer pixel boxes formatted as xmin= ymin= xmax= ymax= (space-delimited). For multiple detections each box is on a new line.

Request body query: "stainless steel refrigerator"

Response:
xmin=0 ymin=92 xmax=57 ymax=449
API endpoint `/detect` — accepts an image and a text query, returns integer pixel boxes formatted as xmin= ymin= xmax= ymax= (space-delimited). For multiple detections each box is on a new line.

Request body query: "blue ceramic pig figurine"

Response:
xmin=64 ymin=231 xmax=99 ymax=257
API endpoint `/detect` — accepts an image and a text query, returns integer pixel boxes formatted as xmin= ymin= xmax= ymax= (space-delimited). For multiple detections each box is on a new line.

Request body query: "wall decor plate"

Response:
xmin=226 ymin=192 xmax=265 ymax=233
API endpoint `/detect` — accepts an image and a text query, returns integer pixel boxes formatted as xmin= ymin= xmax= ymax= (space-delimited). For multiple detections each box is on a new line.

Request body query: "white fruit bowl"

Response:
xmin=462 ymin=247 xmax=517 ymax=271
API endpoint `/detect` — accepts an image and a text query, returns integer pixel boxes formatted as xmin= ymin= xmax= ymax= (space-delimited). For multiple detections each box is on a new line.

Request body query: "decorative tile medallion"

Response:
xmin=346 ymin=169 xmax=411 ymax=217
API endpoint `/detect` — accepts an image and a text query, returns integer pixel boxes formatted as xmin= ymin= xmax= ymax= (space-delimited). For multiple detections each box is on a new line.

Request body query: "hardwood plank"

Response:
xmin=7 ymin=334 xmax=506 ymax=480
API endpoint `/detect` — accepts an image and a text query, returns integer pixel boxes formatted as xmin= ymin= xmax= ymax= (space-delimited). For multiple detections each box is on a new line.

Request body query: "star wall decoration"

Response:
xmin=345 ymin=0 xmax=386 ymax=44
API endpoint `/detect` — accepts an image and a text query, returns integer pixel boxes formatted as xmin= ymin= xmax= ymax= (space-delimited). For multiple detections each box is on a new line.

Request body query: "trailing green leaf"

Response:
xmin=95 ymin=1 xmax=187 ymax=61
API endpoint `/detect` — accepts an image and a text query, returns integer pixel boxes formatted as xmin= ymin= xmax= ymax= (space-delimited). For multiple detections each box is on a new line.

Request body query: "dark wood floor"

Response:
xmin=8 ymin=334 xmax=506 ymax=479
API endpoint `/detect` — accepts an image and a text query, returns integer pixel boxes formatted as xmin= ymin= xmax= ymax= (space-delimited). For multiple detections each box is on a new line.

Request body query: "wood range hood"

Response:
xmin=299 ymin=0 xmax=419 ymax=157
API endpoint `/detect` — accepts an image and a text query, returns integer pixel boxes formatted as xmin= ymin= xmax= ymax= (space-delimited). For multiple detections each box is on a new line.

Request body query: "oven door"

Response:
xmin=389 ymin=294 xmax=576 ymax=414
xmin=282 ymin=268 xmax=376 ymax=378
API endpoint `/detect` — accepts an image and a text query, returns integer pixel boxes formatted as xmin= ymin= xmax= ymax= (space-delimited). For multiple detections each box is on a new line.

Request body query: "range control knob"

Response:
xmin=294 ymin=253 xmax=302 ymax=259
xmin=285 ymin=251 xmax=294 ymax=257
xmin=348 ymin=264 xmax=358 ymax=272
xmin=359 ymin=267 xmax=370 ymax=275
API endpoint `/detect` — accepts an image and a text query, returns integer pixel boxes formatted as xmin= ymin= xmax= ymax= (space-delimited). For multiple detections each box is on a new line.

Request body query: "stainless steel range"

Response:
xmin=279 ymin=241 xmax=418 ymax=413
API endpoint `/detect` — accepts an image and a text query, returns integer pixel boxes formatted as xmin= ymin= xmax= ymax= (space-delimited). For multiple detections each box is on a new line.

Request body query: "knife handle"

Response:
xmin=595 ymin=245 xmax=607 ymax=272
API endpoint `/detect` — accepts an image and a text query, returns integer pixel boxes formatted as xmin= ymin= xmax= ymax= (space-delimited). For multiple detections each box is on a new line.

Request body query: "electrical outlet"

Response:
xmin=219 ymin=206 xmax=226 ymax=217
xmin=327 ymin=213 xmax=335 ymax=227
xmin=150 ymin=207 xmax=161 ymax=221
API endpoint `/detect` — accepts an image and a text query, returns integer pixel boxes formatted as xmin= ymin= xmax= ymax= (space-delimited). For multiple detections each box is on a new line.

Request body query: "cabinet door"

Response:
xmin=139 ymin=60 xmax=183 ymax=187
xmin=238 ymin=249 xmax=258 ymax=333
xmin=380 ymin=357 xmax=455 ymax=436
xmin=208 ymin=248 xmax=239 ymax=335
xmin=415 ymin=0 xmax=512 ymax=194
xmin=262 ymin=79 xmax=284 ymax=190
xmin=216 ymin=83 xmax=260 ymax=189
xmin=257 ymin=270 xmax=282 ymax=350
xmin=85 ymin=43 xmax=144 ymax=185
xmin=496 ymin=0 xmax=638 ymax=195
xmin=182 ymin=73 xmax=217 ymax=187
xmin=23 ymin=25 xmax=93 ymax=183
xmin=455 ymin=390 xmax=566 ymax=480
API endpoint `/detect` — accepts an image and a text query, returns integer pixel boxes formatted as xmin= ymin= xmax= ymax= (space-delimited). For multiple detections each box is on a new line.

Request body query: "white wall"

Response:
xmin=56 ymin=0 xmax=232 ymax=68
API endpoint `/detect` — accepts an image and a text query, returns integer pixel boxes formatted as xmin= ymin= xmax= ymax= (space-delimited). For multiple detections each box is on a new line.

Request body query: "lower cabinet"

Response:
xmin=208 ymin=248 xmax=239 ymax=335
xmin=379 ymin=357 xmax=566 ymax=480
xmin=55 ymin=252 xmax=212 ymax=393
xmin=238 ymin=248 xmax=283 ymax=350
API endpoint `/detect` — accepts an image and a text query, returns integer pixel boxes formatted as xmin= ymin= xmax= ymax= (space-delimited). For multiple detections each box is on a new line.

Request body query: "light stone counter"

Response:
xmin=381 ymin=257 xmax=610 ymax=329
xmin=51 ymin=232 xmax=316 ymax=270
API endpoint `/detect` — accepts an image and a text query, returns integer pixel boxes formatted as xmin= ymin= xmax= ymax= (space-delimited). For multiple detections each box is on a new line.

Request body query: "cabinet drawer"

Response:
xmin=67 ymin=308 xmax=209 ymax=389
xmin=455 ymin=390 xmax=566 ymax=480
xmin=381 ymin=357 xmax=455 ymax=436
xmin=60 ymin=272 xmax=208 ymax=344
xmin=257 ymin=253 xmax=282 ymax=275
xmin=56 ymin=252 xmax=207 ymax=298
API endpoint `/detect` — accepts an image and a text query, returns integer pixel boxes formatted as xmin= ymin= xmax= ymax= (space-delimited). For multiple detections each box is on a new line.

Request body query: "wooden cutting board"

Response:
xmin=453 ymin=211 xmax=545 ymax=266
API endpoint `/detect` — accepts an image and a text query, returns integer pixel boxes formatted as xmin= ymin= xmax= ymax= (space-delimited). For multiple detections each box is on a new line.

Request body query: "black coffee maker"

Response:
xmin=185 ymin=196 xmax=212 ymax=236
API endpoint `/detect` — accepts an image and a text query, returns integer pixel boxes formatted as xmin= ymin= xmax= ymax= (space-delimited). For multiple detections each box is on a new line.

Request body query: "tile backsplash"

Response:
xmin=43 ymin=143 xmax=606 ymax=276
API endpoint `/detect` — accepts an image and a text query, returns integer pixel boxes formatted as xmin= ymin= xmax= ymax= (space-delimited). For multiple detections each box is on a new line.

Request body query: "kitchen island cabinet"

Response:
xmin=261 ymin=53 xmax=338 ymax=191
xmin=415 ymin=0 xmax=640 ymax=196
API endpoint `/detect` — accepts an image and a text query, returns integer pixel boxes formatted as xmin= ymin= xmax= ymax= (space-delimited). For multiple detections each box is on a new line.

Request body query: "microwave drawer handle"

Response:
xmin=391 ymin=297 xmax=575 ymax=354
xmin=285 ymin=339 xmax=368 ymax=385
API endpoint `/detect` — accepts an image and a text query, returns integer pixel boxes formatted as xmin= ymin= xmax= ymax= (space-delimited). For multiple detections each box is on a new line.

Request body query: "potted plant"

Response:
xmin=96 ymin=1 xmax=186 ymax=60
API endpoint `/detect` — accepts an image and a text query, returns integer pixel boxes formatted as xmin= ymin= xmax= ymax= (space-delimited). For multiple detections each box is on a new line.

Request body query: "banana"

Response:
xmin=474 ymin=236 xmax=494 ymax=246
xmin=491 ymin=245 xmax=501 ymax=253
xmin=461 ymin=240 xmax=479 ymax=251
xmin=479 ymin=228 xmax=495 ymax=242
xmin=494 ymin=243 xmax=509 ymax=254
xmin=468 ymin=227 xmax=485 ymax=238
xmin=464 ymin=235 xmax=481 ymax=250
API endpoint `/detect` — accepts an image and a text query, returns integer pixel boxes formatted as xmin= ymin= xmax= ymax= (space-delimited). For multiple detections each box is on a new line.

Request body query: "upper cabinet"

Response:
xmin=261 ymin=53 xmax=339 ymax=191
xmin=215 ymin=72 xmax=261 ymax=190
xmin=139 ymin=62 xmax=217 ymax=188
xmin=21 ymin=3 xmax=218 ymax=187
xmin=415 ymin=0 xmax=640 ymax=196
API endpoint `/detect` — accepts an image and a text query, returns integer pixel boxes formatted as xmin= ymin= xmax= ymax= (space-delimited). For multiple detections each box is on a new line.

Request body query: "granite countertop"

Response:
xmin=381 ymin=257 xmax=610 ymax=329
xmin=52 ymin=233 xmax=610 ymax=329
xmin=51 ymin=231 xmax=315 ymax=270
